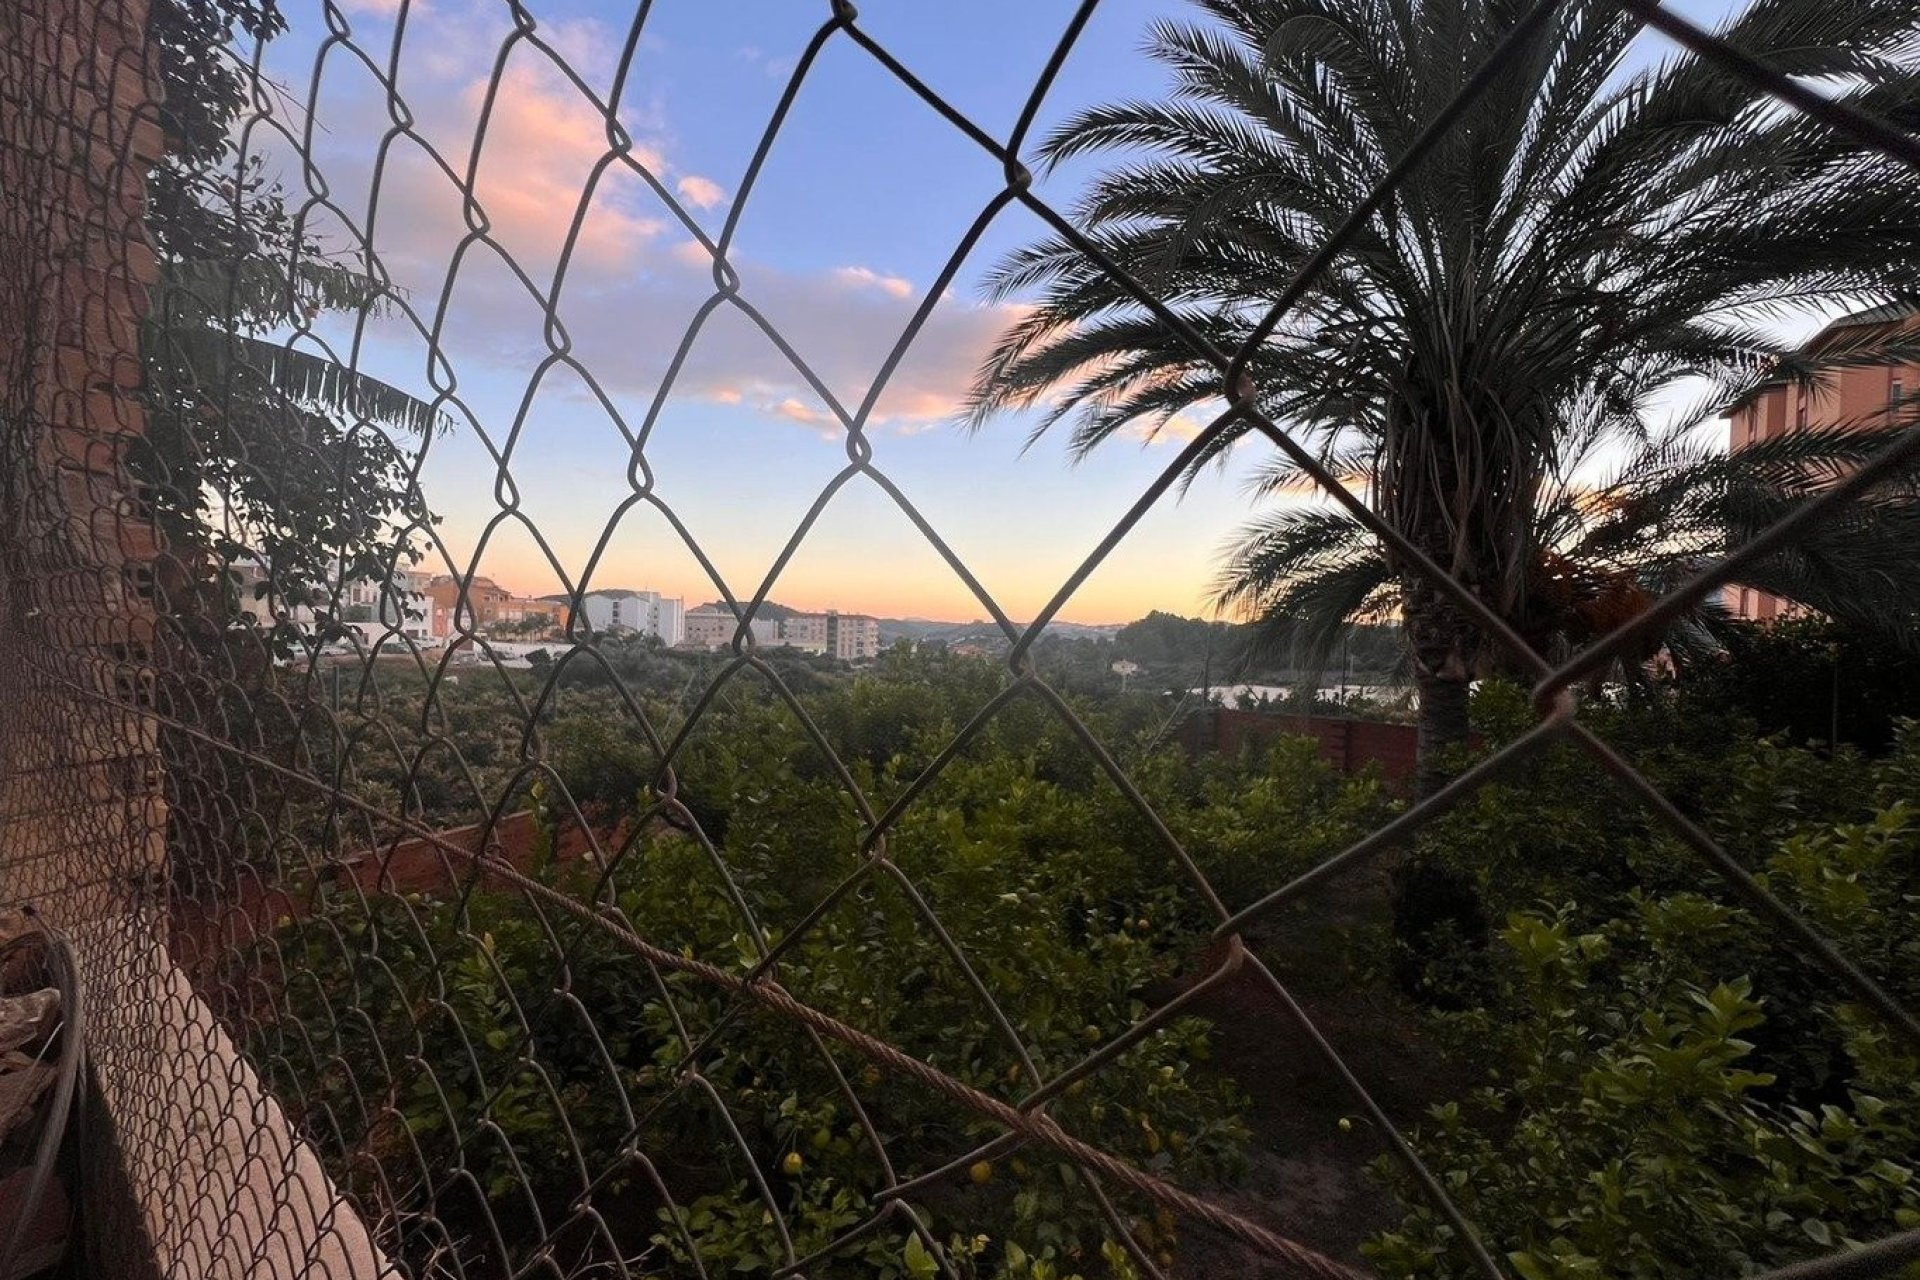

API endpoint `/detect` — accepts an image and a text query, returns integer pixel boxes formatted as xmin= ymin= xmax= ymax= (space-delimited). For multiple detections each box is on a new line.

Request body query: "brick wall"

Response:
xmin=172 ymin=810 xmax=625 ymax=962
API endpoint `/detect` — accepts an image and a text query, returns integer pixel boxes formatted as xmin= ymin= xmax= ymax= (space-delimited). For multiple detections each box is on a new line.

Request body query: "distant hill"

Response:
xmin=538 ymin=588 xmax=674 ymax=603
xmin=695 ymin=600 xmax=804 ymax=621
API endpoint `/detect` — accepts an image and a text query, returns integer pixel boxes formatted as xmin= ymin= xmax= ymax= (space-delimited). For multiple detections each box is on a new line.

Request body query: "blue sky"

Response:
xmin=265 ymin=0 xmax=1746 ymax=623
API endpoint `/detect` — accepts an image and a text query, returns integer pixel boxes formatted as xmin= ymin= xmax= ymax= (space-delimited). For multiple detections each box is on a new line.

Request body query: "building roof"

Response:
xmin=1720 ymin=301 xmax=1920 ymax=417
xmin=1824 ymin=301 xmax=1920 ymax=332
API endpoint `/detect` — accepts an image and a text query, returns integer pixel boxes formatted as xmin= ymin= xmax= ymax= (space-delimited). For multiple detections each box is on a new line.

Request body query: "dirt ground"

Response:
xmin=1168 ymin=866 xmax=1475 ymax=1276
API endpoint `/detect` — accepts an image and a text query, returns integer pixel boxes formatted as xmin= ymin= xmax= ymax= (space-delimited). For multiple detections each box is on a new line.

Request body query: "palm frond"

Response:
xmin=148 ymin=324 xmax=449 ymax=437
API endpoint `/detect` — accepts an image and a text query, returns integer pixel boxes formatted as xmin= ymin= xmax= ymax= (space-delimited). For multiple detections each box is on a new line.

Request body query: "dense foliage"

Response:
xmin=1678 ymin=617 xmax=1920 ymax=755
xmin=255 ymin=648 xmax=1390 ymax=1278
xmin=229 ymin=648 xmax=1920 ymax=1278
xmin=1372 ymin=685 xmax=1920 ymax=1276
xmin=141 ymin=0 xmax=440 ymax=624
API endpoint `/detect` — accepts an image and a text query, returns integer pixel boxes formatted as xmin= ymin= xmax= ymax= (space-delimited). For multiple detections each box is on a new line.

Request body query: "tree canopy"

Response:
xmin=970 ymin=0 xmax=1920 ymax=783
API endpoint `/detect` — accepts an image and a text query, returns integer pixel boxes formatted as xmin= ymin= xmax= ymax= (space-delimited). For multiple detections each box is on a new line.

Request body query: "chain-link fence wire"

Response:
xmin=2 ymin=0 xmax=1919 ymax=1277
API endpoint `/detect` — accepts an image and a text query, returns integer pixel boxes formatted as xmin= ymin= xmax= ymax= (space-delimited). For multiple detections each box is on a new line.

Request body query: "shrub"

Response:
xmin=251 ymin=654 xmax=1389 ymax=1278
xmin=1369 ymin=799 xmax=1920 ymax=1277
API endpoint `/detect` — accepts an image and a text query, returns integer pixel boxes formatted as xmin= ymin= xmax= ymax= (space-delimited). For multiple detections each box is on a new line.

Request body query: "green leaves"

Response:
xmin=903 ymin=1232 xmax=939 ymax=1278
xmin=1370 ymin=716 xmax=1920 ymax=1277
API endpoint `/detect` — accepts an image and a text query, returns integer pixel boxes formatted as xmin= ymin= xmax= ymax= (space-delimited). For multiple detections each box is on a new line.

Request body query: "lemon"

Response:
xmin=968 ymin=1160 xmax=993 ymax=1185
xmin=781 ymin=1151 xmax=804 ymax=1177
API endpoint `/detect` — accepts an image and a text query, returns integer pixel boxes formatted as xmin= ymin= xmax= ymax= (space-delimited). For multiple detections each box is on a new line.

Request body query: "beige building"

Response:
xmin=678 ymin=608 xmax=880 ymax=659
xmin=825 ymin=612 xmax=880 ymax=661
xmin=425 ymin=575 xmax=559 ymax=634
xmin=780 ymin=614 xmax=828 ymax=653
xmin=683 ymin=608 xmax=779 ymax=650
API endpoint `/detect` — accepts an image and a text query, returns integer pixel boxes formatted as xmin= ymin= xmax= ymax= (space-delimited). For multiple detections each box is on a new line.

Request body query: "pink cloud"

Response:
xmin=267 ymin=4 xmax=1023 ymax=436
xmin=1120 ymin=410 xmax=1211 ymax=447
xmin=771 ymin=397 xmax=833 ymax=426
xmin=833 ymin=265 xmax=914 ymax=300
xmin=459 ymin=62 xmax=668 ymax=271
xmin=676 ymin=175 xmax=728 ymax=209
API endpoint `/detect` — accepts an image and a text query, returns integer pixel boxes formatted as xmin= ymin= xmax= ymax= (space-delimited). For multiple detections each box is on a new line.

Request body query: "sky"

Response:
xmin=257 ymin=0 xmax=1747 ymax=624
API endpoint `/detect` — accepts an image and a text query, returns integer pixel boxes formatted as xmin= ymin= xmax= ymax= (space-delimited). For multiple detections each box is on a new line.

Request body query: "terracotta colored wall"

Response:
xmin=1728 ymin=320 xmax=1917 ymax=622
xmin=0 ymin=0 xmax=167 ymax=922
xmin=173 ymin=809 xmax=623 ymax=958
xmin=1174 ymin=709 xmax=1423 ymax=786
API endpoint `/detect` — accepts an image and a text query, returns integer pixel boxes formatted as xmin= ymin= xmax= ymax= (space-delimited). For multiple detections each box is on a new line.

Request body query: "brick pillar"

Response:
xmin=0 ymin=5 xmax=395 ymax=1274
xmin=1 ymin=1 xmax=169 ymax=1273
xmin=0 ymin=0 xmax=167 ymax=926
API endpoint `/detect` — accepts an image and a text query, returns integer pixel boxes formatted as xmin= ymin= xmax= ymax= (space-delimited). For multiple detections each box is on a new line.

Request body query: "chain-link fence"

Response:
xmin=2 ymin=0 xmax=1918 ymax=1277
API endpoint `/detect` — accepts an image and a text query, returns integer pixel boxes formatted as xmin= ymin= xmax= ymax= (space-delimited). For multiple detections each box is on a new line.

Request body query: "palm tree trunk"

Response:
xmin=1391 ymin=574 xmax=1488 ymax=1002
xmin=1402 ymin=576 xmax=1478 ymax=796
xmin=1413 ymin=663 xmax=1472 ymax=795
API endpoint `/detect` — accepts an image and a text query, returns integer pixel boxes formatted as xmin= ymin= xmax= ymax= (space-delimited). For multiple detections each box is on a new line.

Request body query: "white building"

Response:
xmin=576 ymin=590 xmax=685 ymax=645
xmin=226 ymin=556 xmax=443 ymax=648
xmin=376 ymin=566 xmax=441 ymax=644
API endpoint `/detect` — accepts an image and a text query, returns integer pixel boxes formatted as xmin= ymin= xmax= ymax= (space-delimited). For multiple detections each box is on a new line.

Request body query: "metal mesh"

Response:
xmin=0 ymin=1 xmax=1917 ymax=1278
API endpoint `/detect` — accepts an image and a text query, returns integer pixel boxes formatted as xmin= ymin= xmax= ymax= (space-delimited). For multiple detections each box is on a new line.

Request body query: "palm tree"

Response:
xmin=1217 ymin=416 xmax=1920 ymax=689
xmin=968 ymin=0 xmax=1920 ymax=791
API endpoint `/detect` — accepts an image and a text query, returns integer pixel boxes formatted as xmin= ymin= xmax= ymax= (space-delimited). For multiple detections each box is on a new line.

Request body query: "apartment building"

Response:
xmin=377 ymin=567 xmax=443 ymax=644
xmin=779 ymin=613 xmax=827 ymax=652
xmin=1723 ymin=303 xmax=1917 ymax=622
xmin=677 ymin=606 xmax=881 ymax=658
xmin=683 ymin=607 xmax=779 ymax=650
xmin=228 ymin=557 xmax=445 ymax=645
xmin=425 ymin=575 xmax=560 ymax=634
xmin=825 ymin=611 xmax=880 ymax=661
xmin=568 ymin=589 xmax=685 ymax=645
